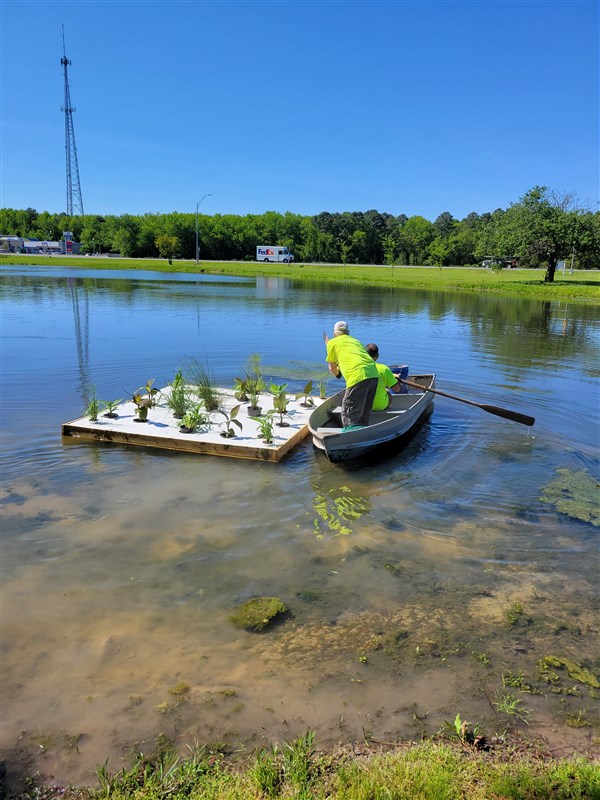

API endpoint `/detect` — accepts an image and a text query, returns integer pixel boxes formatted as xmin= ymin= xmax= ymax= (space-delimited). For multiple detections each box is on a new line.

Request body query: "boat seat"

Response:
xmin=329 ymin=406 xmax=405 ymax=416
xmin=328 ymin=407 xmax=401 ymax=420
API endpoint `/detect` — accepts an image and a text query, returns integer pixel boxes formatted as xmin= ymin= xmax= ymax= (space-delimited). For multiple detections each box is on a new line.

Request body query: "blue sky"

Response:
xmin=1 ymin=0 xmax=598 ymax=220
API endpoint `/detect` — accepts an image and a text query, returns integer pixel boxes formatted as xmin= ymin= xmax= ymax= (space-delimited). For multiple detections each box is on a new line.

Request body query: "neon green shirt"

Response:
xmin=326 ymin=334 xmax=378 ymax=388
xmin=372 ymin=362 xmax=399 ymax=410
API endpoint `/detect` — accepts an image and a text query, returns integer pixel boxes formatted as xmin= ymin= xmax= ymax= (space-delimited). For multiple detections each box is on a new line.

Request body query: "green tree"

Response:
xmin=433 ymin=211 xmax=456 ymax=239
xmin=155 ymin=233 xmax=180 ymax=264
xmin=382 ymin=234 xmax=397 ymax=265
xmin=397 ymin=216 xmax=435 ymax=265
xmin=493 ymin=186 xmax=595 ymax=282
xmin=428 ymin=236 xmax=452 ymax=266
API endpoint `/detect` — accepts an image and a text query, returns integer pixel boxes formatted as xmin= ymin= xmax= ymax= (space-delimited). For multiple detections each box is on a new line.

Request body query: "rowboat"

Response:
xmin=308 ymin=372 xmax=435 ymax=463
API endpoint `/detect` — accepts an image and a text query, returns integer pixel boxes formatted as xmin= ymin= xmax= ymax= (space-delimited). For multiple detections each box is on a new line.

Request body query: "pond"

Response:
xmin=1 ymin=265 xmax=599 ymax=785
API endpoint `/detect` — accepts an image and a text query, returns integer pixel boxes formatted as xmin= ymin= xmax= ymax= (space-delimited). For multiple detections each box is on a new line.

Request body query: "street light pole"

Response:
xmin=195 ymin=193 xmax=212 ymax=264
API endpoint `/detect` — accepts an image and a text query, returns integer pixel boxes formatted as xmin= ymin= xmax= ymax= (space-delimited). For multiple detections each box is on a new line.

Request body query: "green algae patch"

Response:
xmin=230 ymin=597 xmax=288 ymax=632
xmin=540 ymin=468 xmax=600 ymax=526
xmin=311 ymin=485 xmax=370 ymax=538
xmin=538 ymin=656 xmax=600 ymax=693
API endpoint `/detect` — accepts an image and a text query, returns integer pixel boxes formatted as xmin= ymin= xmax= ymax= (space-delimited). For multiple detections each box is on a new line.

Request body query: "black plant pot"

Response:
xmin=179 ymin=426 xmax=195 ymax=434
xmin=134 ymin=418 xmax=147 ymax=423
xmin=247 ymin=406 xmax=262 ymax=417
xmin=220 ymin=430 xmax=235 ymax=438
xmin=103 ymin=412 xmax=119 ymax=419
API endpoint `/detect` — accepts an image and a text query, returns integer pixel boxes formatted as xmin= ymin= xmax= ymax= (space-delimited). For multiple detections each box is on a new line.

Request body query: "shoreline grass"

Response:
xmin=2 ymin=254 xmax=599 ymax=303
xmin=4 ymin=736 xmax=599 ymax=799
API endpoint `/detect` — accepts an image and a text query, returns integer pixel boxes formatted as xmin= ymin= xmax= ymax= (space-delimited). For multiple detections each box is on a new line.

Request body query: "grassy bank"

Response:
xmin=5 ymin=736 xmax=599 ymax=800
xmin=2 ymin=254 xmax=599 ymax=303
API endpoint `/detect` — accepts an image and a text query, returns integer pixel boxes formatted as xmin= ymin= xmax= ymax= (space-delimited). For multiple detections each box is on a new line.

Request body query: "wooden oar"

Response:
xmin=397 ymin=377 xmax=535 ymax=427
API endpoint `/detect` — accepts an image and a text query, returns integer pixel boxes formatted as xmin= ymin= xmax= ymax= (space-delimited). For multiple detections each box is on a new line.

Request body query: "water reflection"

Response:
xmin=1 ymin=266 xmax=599 ymax=785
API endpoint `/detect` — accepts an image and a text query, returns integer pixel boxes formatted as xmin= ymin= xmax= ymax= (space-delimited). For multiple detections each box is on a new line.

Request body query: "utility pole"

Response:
xmin=196 ymin=194 xmax=211 ymax=263
xmin=61 ymin=25 xmax=84 ymax=217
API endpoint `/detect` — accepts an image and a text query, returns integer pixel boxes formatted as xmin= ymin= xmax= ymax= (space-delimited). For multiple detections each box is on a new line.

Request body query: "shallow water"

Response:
xmin=1 ymin=266 xmax=599 ymax=785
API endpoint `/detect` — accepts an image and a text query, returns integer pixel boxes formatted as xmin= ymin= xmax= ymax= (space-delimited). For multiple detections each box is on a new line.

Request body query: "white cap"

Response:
xmin=334 ymin=320 xmax=349 ymax=334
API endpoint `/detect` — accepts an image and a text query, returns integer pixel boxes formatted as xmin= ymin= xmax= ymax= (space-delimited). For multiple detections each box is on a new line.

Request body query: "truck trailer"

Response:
xmin=256 ymin=246 xmax=294 ymax=263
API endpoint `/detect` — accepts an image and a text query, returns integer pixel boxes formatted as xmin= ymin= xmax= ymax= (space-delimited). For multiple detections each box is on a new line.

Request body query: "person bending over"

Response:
xmin=365 ymin=343 xmax=401 ymax=411
xmin=326 ymin=320 xmax=378 ymax=431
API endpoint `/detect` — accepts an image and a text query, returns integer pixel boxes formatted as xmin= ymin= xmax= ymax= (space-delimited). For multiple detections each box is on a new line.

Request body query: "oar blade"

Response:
xmin=480 ymin=404 xmax=535 ymax=427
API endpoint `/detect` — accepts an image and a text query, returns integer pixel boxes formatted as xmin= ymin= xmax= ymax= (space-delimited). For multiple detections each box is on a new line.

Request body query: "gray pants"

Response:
xmin=341 ymin=377 xmax=378 ymax=428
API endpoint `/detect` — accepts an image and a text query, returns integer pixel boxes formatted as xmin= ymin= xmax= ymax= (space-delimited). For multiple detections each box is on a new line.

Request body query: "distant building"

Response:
xmin=0 ymin=231 xmax=80 ymax=255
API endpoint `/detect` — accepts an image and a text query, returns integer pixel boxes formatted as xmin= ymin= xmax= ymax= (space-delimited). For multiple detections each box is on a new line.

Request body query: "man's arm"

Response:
xmin=389 ymin=368 xmax=402 ymax=393
xmin=328 ymin=361 xmax=342 ymax=378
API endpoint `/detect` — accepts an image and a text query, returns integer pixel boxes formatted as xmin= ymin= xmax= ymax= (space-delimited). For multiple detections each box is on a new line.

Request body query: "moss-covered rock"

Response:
xmin=229 ymin=597 xmax=288 ymax=632
xmin=540 ymin=468 xmax=600 ymax=526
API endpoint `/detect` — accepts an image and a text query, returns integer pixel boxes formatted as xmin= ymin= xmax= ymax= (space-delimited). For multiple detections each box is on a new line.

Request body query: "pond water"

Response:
xmin=1 ymin=265 xmax=599 ymax=785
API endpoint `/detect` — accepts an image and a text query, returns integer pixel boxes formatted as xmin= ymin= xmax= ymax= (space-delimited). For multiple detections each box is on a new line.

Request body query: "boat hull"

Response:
xmin=308 ymin=374 xmax=435 ymax=463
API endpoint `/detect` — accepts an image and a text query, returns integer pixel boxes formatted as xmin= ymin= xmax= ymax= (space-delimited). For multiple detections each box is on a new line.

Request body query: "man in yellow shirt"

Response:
xmin=365 ymin=343 xmax=402 ymax=410
xmin=326 ymin=320 xmax=378 ymax=431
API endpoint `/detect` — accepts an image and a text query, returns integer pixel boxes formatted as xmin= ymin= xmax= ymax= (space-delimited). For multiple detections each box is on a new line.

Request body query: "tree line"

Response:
xmin=1 ymin=186 xmax=598 ymax=281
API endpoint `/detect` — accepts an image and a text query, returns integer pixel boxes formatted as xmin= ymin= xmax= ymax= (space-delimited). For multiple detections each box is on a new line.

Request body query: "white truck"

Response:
xmin=256 ymin=245 xmax=294 ymax=263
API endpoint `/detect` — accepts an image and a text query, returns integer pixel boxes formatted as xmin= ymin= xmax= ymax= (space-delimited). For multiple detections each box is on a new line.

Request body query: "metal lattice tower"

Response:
xmin=61 ymin=26 xmax=84 ymax=217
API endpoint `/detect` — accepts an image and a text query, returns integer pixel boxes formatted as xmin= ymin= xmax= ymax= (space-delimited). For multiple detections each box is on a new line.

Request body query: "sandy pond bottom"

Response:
xmin=2 ymin=449 xmax=599 ymax=787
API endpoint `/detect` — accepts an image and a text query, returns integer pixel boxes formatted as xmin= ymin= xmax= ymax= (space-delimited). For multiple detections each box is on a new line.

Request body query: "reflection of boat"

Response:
xmin=308 ymin=373 xmax=435 ymax=463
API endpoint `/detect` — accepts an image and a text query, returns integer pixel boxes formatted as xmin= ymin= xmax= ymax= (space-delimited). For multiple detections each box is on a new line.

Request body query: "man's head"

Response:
xmin=333 ymin=320 xmax=349 ymax=336
xmin=365 ymin=343 xmax=379 ymax=360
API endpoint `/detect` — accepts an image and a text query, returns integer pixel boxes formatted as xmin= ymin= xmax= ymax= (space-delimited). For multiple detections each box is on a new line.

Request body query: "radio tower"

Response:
xmin=61 ymin=25 xmax=84 ymax=217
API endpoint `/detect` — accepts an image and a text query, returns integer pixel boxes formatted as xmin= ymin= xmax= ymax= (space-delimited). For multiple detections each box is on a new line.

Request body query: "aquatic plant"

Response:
xmin=444 ymin=713 xmax=488 ymax=750
xmin=168 ymin=681 xmax=190 ymax=697
xmin=506 ymin=602 xmax=524 ymax=626
xmin=216 ymin=404 xmax=243 ymax=438
xmin=233 ymin=376 xmax=249 ymax=402
xmin=538 ymin=655 xmax=600 ymax=693
xmin=311 ymin=484 xmax=369 ymax=538
xmin=131 ymin=379 xmax=158 ymax=421
xmin=187 ymin=360 xmax=220 ymax=411
xmin=295 ymin=380 xmax=315 ymax=407
xmin=565 ymin=710 xmax=592 ymax=728
xmin=255 ymin=410 xmax=275 ymax=444
xmin=540 ymin=467 xmax=599 ymax=526
xmin=101 ymin=398 xmax=122 ymax=418
xmin=270 ymin=381 xmax=291 ymax=426
xmin=180 ymin=404 xmax=207 ymax=433
xmin=317 ymin=375 xmax=328 ymax=399
xmin=229 ymin=597 xmax=288 ymax=631
xmin=164 ymin=369 xmax=190 ymax=418
xmin=493 ymin=691 xmax=531 ymax=725
xmin=245 ymin=353 xmax=267 ymax=409
xmin=84 ymin=388 xmax=99 ymax=421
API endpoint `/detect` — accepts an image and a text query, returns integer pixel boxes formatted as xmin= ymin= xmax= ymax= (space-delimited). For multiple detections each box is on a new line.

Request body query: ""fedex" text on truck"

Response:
xmin=256 ymin=246 xmax=294 ymax=263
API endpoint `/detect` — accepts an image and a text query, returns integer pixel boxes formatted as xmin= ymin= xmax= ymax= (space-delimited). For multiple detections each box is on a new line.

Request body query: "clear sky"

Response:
xmin=1 ymin=0 xmax=598 ymax=221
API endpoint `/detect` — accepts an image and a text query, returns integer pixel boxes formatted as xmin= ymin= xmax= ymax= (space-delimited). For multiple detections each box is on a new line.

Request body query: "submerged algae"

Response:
xmin=540 ymin=468 xmax=600 ymax=526
xmin=229 ymin=597 xmax=288 ymax=632
xmin=538 ymin=656 xmax=600 ymax=694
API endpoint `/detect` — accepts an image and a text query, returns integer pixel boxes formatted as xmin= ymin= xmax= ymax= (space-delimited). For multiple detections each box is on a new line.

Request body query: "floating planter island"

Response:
xmin=62 ymin=388 xmax=326 ymax=462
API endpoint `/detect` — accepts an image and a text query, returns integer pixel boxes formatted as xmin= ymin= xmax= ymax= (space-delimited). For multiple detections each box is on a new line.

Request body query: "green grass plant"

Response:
xmin=83 ymin=388 xmax=99 ymax=421
xmin=9 ymin=737 xmax=599 ymax=800
xmin=4 ymin=253 xmax=598 ymax=303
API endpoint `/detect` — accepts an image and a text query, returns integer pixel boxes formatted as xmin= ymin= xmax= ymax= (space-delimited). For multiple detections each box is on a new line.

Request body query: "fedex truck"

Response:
xmin=256 ymin=246 xmax=294 ymax=263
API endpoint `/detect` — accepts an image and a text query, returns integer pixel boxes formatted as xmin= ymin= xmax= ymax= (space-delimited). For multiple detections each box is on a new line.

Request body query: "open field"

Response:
xmin=2 ymin=254 xmax=599 ymax=303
